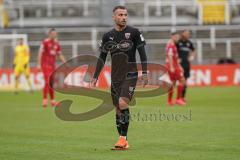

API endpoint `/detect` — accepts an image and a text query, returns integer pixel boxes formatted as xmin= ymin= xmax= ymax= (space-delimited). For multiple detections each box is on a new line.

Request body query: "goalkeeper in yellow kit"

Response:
xmin=13 ymin=38 xmax=33 ymax=93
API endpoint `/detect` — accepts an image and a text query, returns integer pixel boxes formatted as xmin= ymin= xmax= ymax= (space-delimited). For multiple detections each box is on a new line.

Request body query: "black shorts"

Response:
xmin=111 ymin=75 xmax=138 ymax=107
xmin=181 ymin=64 xmax=190 ymax=79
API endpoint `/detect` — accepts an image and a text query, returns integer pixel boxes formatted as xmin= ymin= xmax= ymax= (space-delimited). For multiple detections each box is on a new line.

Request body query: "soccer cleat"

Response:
xmin=175 ymin=99 xmax=186 ymax=106
xmin=114 ymin=136 xmax=129 ymax=149
xmin=112 ymin=141 xmax=129 ymax=150
xmin=167 ymin=100 xmax=175 ymax=106
xmin=125 ymin=141 xmax=129 ymax=149
xmin=42 ymin=99 xmax=48 ymax=107
xmin=50 ymin=100 xmax=58 ymax=107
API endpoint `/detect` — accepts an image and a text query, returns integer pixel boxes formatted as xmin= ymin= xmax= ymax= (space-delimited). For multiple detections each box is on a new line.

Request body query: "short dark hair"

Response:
xmin=113 ymin=5 xmax=127 ymax=12
xmin=171 ymin=31 xmax=179 ymax=36
xmin=182 ymin=29 xmax=190 ymax=33
xmin=49 ymin=28 xmax=56 ymax=34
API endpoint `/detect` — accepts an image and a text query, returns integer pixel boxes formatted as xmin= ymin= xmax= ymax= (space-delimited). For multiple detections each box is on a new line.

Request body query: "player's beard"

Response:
xmin=117 ymin=20 xmax=127 ymax=28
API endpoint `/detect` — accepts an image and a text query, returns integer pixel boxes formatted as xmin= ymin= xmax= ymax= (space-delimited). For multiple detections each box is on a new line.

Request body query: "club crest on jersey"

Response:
xmin=125 ymin=33 xmax=131 ymax=39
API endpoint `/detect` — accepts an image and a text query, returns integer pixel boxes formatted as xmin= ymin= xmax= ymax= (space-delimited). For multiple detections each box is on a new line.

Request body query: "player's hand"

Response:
xmin=90 ymin=78 xmax=98 ymax=87
xmin=142 ymin=74 xmax=148 ymax=87
xmin=188 ymin=55 xmax=194 ymax=62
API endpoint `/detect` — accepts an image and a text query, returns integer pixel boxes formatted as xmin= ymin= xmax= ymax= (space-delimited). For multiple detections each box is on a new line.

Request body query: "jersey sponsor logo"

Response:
xmin=102 ymin=40 xmax=133 ymax=53
xmin=125 ymin=33 xmax=131 ymax=39
xmin=118 ymin=41 xmax=131 ymax=50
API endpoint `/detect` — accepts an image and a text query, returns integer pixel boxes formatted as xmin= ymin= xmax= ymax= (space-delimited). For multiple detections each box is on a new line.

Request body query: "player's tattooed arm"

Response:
xmin=138 ymin=45 xmax=147 ymax=74
xmin=93 ymin=52 xmax=107 ymax=79
xmin=91 ymin=52 xmax=107 ymax=87
xmin=134 ymin=29 xmax=147 ymax=73
xmin=134 ymin=29 xmax=148 ymax=86
xmin=138 ymin=45 xmax=148 ymax=87
xmin=91 ymin=34 xmax=108 ymax=87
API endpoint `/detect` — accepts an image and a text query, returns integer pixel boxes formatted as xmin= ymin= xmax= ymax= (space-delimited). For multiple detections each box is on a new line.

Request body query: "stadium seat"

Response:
xmin=198 ymin=0 xmax=226 ymax=24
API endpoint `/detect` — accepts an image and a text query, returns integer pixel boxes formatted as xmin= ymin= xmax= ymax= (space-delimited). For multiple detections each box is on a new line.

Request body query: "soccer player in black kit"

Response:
xmin=91 ymin=6 xmax=148 ymax=150
xmin=177 ymin=30 xmax=195 ymax=103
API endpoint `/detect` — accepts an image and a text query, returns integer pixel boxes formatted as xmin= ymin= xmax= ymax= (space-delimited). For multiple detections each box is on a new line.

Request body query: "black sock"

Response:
xmin=119 ymin=108 xmax=130 ymax=137
xmin=116 ymin=114 xmax=121 ymax=135
xmin=182 ymin=85 xmax=187 ymax=98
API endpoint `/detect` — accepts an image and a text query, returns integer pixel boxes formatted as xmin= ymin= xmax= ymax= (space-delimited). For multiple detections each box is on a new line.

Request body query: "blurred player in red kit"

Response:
xmin=37 ymin=28 xmax=66 ymax=107
xmin=165 ymin=32 xmax=186 ymax=106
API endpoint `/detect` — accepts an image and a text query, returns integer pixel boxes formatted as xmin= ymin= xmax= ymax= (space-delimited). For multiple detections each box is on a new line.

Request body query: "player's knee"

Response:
xmin=119 ymin=97 xmax=129 ymax=110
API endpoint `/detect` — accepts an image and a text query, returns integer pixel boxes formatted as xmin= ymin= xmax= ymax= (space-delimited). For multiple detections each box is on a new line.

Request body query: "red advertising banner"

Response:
xmin=188 ymin=65 xmax=240 ymax=86
xmin=0 ymin=64 xmax=239 ymax=91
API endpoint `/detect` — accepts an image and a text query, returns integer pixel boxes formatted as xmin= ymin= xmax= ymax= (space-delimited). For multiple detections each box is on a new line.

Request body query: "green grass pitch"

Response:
xmin=0 ymin=87 xmax=239 ymax=160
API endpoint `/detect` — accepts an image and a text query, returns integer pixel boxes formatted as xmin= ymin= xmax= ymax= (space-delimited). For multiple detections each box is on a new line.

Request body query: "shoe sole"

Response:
xmin=111 ymin=147 xmax=128 ymax=150
xmin=112 ymin=144 xmax=129 ymax=150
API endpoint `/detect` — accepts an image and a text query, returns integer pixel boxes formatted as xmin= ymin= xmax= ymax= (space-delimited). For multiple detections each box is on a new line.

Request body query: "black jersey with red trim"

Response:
xmin=94 ymin=25 xmax=147 ymax=82
xmin=176 ymin=39 xmax=195 ymax=66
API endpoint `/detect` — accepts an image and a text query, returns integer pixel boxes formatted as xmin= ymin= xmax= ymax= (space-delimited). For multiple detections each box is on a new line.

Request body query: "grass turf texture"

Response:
xmin=0 ymin=87 xmax=239 ymax=160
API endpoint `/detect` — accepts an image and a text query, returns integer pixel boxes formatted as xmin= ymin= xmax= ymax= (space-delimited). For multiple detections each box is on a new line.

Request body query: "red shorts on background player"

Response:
xmin=165 ymin=32 xmax=186 ymax=106
xmin=37 ymin=28 xmax=66 ymax=107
